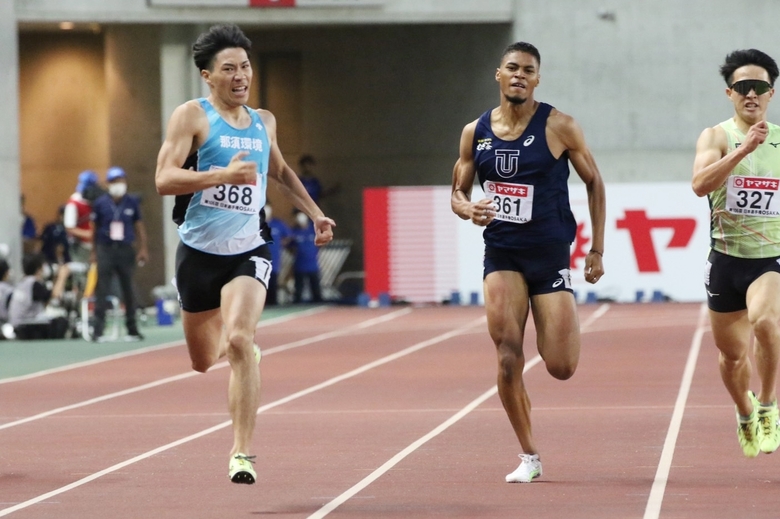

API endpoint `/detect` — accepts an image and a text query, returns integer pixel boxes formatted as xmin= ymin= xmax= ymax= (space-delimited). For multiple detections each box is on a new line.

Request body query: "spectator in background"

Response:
xmin=289 ymin=211 xmax=322 ymax=304
xmin=39 ymin=205 xmax=71 ymax=266
xmin=90 ymin=166 xmax=148 ymax=342
xmin=298 ymin=154 xmax=340 ymax=205
xmin=64 ymin=170 xmax=102 ymax=264
xmin=20 ymin=194 xmax=37 ymax=255
xmin=0 ymin=259 xmax=13 ymax=327
xmin=8 ymin=253 xmax=70 ymax=340
xmin=264 ymin=203 xmax=290 ymax=306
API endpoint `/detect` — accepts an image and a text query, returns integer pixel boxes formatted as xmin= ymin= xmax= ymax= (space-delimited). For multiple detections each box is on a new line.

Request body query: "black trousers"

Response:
xmin=94 ymin=242 xmax=138 ymax=334
xmin=294 ymin=271 xmax=322 ymax=303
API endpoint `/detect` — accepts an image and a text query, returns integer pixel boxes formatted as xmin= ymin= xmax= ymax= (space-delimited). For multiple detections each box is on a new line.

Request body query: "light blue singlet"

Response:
xmin=178 ymin=98 xmax=270 ymax=255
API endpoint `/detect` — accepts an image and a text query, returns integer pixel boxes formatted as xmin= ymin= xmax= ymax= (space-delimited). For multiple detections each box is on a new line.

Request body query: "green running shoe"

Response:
xmin=229 ymin=453 xmax=257 ymax=484
xmin=758 ymin=399 xmax=780 ymax=454
xmin=736 ymin=392 xmax=760 ymax=458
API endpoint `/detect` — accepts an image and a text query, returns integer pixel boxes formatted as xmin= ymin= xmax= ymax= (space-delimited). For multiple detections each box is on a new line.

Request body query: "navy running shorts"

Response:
xmin=483 ymin=242 xmax=573 ymax=296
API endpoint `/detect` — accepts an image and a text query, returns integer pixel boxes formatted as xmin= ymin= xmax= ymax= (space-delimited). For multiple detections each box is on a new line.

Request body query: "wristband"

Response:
xmin=589 ymin=249 xmax=603 ymax=257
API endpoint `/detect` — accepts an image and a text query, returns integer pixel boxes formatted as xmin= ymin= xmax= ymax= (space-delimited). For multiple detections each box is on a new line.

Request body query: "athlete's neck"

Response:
xmin=493 ymin=100 xmax=539 ymax=137
xmin=207 ymin=94 xmax=249 ymax=126
xmin=732 ymin=114 xmax=767 ymax=134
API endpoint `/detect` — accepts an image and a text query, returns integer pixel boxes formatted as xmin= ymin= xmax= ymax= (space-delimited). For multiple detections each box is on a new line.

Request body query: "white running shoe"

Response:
xmin=505 ymin=453 xmax=542 ymax=483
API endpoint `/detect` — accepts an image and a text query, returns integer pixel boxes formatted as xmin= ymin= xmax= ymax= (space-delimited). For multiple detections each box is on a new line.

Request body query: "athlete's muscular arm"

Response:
xmin=549 ymin=111 xmax=605 ymax=284
xmin=691 ymin=122 xmax=766 ymax=197
xmin=451 ymin=121 xmax=496 ymax=226
xmin=259 ymin=109 xmax=335 ymax=246
xmin=155 ymin=101 xmax=257 ymax=196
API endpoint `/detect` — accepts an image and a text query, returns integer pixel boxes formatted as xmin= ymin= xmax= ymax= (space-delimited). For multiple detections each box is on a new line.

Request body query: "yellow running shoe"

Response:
xmin=229 ymin=453 xmax=257 ymax=484
xmin=736 ymin=392 xmax=760 ymax=458
xmin=758 ymin=399 xmax=780 ymax=454
xmin=253 ymin=344 xmax=262 ymax=364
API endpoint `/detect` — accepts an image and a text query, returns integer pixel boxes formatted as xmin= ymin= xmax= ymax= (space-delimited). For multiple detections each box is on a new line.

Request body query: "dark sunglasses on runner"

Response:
xmin=730 ymin=79 xmax=773 ymax=96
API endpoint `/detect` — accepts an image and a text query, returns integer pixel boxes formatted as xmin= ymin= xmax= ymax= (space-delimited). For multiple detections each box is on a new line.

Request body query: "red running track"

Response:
xmin=0 ymin=303 xmax=777 ymax=518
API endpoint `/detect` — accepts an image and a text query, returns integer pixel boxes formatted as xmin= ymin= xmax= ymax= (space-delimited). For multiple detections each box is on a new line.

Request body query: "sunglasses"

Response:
xmin=730 ymin=79 xmax=773 ymax=96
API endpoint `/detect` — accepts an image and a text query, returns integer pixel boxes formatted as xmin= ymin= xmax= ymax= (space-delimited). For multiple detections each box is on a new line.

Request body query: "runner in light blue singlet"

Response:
xmin=178 ymin=98 xmax=270 ymax=255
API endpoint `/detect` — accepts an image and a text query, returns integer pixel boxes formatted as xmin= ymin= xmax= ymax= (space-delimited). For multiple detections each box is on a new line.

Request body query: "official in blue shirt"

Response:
xmin=264 ymin=204 xmax=290 ymax=305
xmin=90 ymin=167 xmax=149 ymax=341
xmin=289 ymin=211 xmax=322 ymax=303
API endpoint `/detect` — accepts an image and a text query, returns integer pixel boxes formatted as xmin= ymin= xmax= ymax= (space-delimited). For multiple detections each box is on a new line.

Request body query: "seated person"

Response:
xmin=0 ymin=259 xmax=12 ymax=326
xmin=8 ymin=254 xmax=70 ymax=340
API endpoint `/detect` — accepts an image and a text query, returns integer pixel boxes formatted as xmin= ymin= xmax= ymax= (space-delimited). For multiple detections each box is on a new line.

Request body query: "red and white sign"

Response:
xmin=364 ymin=183 xmax=711 ymax=304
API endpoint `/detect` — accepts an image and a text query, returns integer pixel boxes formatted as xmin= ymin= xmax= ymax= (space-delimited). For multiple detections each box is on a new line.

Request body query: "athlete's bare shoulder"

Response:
xmin=545 ymin=107 xmax=586 ymax=153
xmin=255 ymin=108 xmax=278 ymax=133
xmin=546 ymin=107 xmax=577 ymax=136
xmin=695 ymin=124 xmax=728 ymax=156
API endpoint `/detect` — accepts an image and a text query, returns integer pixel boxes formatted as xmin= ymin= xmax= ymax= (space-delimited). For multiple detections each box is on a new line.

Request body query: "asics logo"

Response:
xmin=706 ymin=290 xmax=720 ymax=297
xmin=770 ymin=142 xmax=780 ymax=148
xmin=552 ymin=278 xmax=563 ymax=288
xmin=523 ymin=135 xmax=535 ymax=147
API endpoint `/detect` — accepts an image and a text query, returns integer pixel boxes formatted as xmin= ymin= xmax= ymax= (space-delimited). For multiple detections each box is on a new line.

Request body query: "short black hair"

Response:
xmin=720 ymin=49 xmax=779 ymax=86
xmin=22 ymin=254 xmax=44 ymax=277
xmin=500 ymin=42 xmax=541 ymax=67
xmin=0 ymin=259 xmax=8 ymax=281
xmin=192 ymin=24 xmax=252 ymax=72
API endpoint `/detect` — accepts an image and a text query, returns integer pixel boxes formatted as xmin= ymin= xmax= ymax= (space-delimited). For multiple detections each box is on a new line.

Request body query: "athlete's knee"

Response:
xmin=190 ymin=352 xmax=218 ymax=373
xmin=751 ymin=313 xmax=780 ymax=345
xmin=225 ymin=328 xmax=255 ymax=360
xmin=545 ymin=359 xmax=577 ymax=380
xmin=496 ymin=345 xmax=523 ymax=383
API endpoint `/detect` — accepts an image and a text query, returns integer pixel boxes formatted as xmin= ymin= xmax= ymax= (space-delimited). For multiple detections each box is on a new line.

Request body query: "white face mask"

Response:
xmin=265 ymin=206 xmax=273 ymax=220
xmin=108 ymin=182 xmax=127 ymax=198
xmin=296 ymin=213 xmax=309 ymax=227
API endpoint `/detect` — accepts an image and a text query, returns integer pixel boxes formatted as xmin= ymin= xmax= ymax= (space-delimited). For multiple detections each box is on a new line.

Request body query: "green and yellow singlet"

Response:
xmin=708 ymin=118 xmax=780 ymax=258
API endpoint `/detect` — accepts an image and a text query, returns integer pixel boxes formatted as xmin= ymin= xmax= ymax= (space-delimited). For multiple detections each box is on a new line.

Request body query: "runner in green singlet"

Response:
xmin=693 ymin=48 xmax=780 ymax=458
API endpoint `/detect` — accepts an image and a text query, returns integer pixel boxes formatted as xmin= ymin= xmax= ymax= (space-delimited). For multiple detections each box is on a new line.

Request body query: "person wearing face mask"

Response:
xmin=89 ymin=166 xmax=149 ymax=342
xmin=289 ymin=210 xmax=323 ymax=304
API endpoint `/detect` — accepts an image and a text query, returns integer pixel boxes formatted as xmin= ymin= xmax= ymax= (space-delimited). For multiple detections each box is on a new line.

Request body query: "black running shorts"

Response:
xmin=175 ymin=242 xmax=272 ymax=313
xmin=704 ymin=249 xmax=780 ymax=313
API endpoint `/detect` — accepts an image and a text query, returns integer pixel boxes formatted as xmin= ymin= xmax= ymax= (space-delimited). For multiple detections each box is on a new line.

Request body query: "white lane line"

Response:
xmin=0 ymin=308 xmax=411 ymax=432
xmin=306 ymin=303 xmax=609 ymax=518
xmin=0 ymin=306 xmax=328 ymax=385
xmin=581 ymin=303 xmax=610 ymax=329
xmin=308 ymin=351 xmax=543 ymax=519
xmin=643 ymin=303 xmax=708 ymax=519
xmin=0 ymin=315 xmax=487 ymax=517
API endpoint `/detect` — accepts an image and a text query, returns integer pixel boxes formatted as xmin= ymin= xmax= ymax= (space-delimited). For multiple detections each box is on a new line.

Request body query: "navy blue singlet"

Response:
xmin=473 ymin=102 xmax=576 ymax=249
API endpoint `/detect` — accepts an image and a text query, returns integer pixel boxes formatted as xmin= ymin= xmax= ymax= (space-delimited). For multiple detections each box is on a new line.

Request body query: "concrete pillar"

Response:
xmin=159 ymin=24 xmax=208 ymax=284
xmin=105 ymin=25 xmax=164 ymax=306
xmin=0 ymin=2 xmax=21 ymax=275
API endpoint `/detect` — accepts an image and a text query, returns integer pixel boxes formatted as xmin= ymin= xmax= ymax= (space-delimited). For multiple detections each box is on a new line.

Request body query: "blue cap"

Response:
xmin=76 ymin=170 xmax=98 ymax=194
xmin=106 ymin=167 xmax=126 ymax=182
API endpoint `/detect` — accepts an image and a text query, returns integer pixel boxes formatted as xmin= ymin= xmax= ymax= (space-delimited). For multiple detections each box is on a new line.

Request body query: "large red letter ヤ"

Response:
xmin=616 ymin=210 xmax=696 ymax=272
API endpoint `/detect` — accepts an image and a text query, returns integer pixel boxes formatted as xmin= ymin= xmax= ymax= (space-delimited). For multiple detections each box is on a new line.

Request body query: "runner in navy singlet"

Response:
xmin=451 ymin=42 xmax=606 ymax=483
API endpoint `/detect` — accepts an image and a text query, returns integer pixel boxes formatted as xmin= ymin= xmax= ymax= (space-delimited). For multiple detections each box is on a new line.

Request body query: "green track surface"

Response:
xmin=0 ymin=306 xmax=307 ymax=379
